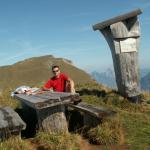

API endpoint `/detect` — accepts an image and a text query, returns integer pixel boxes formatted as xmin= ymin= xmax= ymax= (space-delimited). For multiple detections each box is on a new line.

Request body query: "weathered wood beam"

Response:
xmin=69 ymin=103 xmax=117 ymax=128
xmin=93 ymin=8 xmax=142 ymax=30
xmin=68 ymin=102 xmax=116 ymax=119
xmin=14 ymin=91 xmax=80 ymax=109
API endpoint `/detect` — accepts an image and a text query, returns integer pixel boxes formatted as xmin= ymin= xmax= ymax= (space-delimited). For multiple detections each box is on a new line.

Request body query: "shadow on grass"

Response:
xmin=77 ymin=88 xmax=107 ymax=97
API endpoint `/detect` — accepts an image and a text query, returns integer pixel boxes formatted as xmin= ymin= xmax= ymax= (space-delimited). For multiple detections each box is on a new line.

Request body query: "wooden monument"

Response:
xmin=93 ymin=9 xmax=143 ymax=102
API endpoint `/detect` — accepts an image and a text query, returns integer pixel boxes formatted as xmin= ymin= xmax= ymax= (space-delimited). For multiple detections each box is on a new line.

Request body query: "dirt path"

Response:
xmin=80 ymin=138 xmax=102 ymax=150
xmin=80 ymin=127 xmax=127 ymax=150
xmin=119 ymin=128 xmax=125 ymax=145
xmin=26 ymin=139 xmax=39 ymax=150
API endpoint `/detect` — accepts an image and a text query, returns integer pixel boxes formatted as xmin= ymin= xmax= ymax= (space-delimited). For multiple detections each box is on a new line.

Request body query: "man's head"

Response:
xmin=52 ymin=65 xmax=60 ymax=77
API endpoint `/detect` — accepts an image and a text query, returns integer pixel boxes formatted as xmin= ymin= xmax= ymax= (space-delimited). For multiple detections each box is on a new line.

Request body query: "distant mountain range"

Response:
xmin=91 ymin=68 xmax=150 ymax=91
xmin=91 ymin=69 xmax=117 ymax=89
xmin=0 ymin=55 xmax=94 ymax=91
xmin=141 ymin=72 xmax=150 ymax=91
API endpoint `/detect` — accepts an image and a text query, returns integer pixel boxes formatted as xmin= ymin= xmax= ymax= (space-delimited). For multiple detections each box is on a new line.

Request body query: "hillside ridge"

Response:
xmin=0 ymin=55 xmax=94 ymax=90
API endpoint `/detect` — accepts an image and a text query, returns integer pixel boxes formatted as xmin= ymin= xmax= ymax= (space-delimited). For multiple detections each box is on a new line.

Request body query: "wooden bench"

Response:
xmin=14 ymin=91 xmax=80 ymax=133
xmin=0 ymin=107 xmax=26 ymax=140
xmin=69 ymin=102 xmax=117 ymax=128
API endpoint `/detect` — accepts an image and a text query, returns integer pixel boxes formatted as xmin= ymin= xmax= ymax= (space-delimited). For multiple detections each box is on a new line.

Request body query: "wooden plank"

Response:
xmin=68 ymin=102 xmax=116 ymax=119
xmin=15 ymin=94 xmax=60 ymax=109
xmin=38 ymin=91 xmax=80 ymax=102
xmin=14 ymin=91 xmax=80 ymax=109
xmin=93 ymin=8 xmax=142 ymax=30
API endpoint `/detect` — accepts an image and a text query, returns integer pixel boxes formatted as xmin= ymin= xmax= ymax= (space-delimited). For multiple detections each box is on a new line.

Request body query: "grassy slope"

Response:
xmin=79 ymin=83 xmax=150 ymax=149
xmin=0 ymin=83 xmax=150 ymax=149
xmin=0 ymin=55 xmax=94 ymax=90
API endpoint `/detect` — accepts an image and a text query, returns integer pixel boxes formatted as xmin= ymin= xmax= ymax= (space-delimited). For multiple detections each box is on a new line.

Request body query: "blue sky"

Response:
xmin=0 ymin=0 xmax=150 ymax=73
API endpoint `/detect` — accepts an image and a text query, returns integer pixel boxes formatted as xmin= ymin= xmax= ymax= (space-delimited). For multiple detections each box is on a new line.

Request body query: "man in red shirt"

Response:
xmin=43 ymin=65 xmax=75 ymax=93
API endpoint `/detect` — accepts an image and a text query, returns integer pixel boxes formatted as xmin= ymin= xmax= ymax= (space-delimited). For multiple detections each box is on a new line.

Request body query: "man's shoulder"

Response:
xmin=60 ymin=73 xmax=65 ymax=76
xmin=60 ymin=73 xmax=69 ymax=79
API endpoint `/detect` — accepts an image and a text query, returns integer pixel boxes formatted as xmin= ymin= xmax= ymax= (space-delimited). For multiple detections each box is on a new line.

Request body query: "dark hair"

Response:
xmin=52 ymin=65 xmax=59 ymax=70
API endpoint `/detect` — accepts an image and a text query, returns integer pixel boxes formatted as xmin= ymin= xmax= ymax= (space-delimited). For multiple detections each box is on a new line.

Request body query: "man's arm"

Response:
xmin=66 ymin=78 xmax=75 ymax=93
xmin=43 ymin=80 xmax=53 ymax=91
xmin=42 ymin=87 xmax=54 ymax=91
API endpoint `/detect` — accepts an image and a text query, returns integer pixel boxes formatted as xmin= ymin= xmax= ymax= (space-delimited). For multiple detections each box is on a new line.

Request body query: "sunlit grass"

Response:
xmin=0 ymin=83 xmax=150 ymax=149
xmin=87 ymin=115 xmax=121 ymax=145
xmin=0 ymin=88 xmax=19 ymax=108
xmin=35 ymin=132 xmax=81 ymax=150
xmin=77 ymin=83 xmax=150 ymax=149
xmin=120 ymin=111 xmax=150 ymax=150
xmin=0 ymin=136 xmax=33 ymax=150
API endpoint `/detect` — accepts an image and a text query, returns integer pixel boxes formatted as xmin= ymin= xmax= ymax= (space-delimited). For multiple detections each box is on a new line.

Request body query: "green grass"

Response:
xmin=35 ymin=132 xmax=81 ymax=150
xmin=87 ymin=115 xmax=121 ymax=145
xmin=120 ymin=111 xmax=150 ymax=150
xmin=0 ymin=83 xmax=150 ymax=149
xmin=0 ymin=88 xmax=19 ymax=109
xmin=0 ymin=136 xmax=33 ymax=150
xmin=77 ymin=83 xmax=150 ymax=149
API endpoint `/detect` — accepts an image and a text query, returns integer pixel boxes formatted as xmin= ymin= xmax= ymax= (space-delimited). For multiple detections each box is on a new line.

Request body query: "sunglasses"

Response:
xmin=52 ymin=69 xmax=59 ymax=73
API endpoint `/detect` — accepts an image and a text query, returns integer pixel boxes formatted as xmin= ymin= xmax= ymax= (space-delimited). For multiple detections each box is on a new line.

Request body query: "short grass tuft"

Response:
xmin=0 ymin=136 xmax=33 ymax=150
xmin=87 ymin=116 xmax=121 ymax=145
xmin=35 ymin=131 xmax=81 ymax=150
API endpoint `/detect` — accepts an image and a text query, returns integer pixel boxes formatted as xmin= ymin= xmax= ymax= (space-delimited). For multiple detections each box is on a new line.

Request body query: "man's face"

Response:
xmin=52 ymin=67 xmax=60 ymax=77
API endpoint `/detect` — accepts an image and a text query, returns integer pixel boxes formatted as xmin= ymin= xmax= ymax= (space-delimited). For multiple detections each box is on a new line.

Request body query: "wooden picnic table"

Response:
xmin=14 ymin=91 xmax=80 ymax=133
xmin=14 ymin=91 xmax=117 ymax=133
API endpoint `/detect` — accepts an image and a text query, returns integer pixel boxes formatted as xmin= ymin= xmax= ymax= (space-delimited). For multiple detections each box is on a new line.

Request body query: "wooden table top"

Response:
xmin=14 ymin=91 xmax=80 ymax=109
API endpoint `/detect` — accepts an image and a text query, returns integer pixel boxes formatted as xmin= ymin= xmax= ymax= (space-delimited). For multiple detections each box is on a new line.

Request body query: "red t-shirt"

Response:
xmin=44 ymin=73 xmax=69 ymax=92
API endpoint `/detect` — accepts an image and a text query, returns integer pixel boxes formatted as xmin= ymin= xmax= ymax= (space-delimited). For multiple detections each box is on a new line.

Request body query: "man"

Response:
xmin=43 ymin=65 xmax=75 ymax=93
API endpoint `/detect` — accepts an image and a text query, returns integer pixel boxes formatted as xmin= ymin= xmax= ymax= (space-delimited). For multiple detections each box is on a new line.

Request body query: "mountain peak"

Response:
xmin=0 ymin=55 xmax=94 ymax=90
